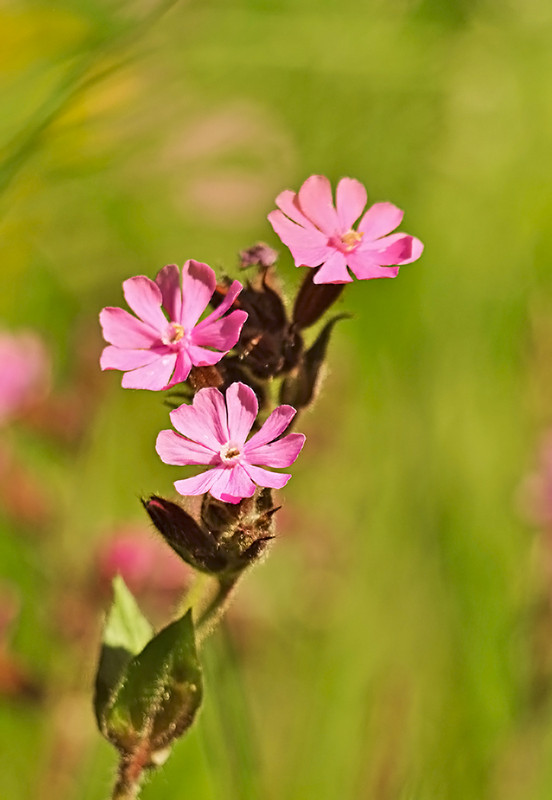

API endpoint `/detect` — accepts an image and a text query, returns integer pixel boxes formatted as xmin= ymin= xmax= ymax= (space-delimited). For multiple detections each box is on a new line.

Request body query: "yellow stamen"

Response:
xmin=341 ymin=230 xmax=364 ymax=252
xmin=169 ymin=324 xmax=185 ymax=343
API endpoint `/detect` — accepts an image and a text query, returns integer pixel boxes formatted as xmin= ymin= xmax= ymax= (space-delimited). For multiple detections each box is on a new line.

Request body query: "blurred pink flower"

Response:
xmin=0 ymin=331 xmax=49 ymax=425
xmin=268 ymin=175 xmax=423 ymax=284
xmin=522 ymin=432 xmax=552 ymax=529
xmin=100 ymin=260 xmax=248 ymax=390
xmin=97 ymin=527 xmax=189 ymax=595
xmin=156 ymin=382 xmax=305 ymax=503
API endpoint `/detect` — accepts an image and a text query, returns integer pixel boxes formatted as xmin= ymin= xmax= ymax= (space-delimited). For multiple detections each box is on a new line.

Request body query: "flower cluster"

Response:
xmin=99 ymin=175 xmax=423 ymax=507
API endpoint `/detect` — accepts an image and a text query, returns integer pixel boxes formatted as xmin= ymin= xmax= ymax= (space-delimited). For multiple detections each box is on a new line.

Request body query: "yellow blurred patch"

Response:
xmin=0 ymin=7 xmax=89 ymax=74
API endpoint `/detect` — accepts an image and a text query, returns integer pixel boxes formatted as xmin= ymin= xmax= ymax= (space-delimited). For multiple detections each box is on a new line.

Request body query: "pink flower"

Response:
xmin=99 ymin=260 xmax=248 ymax=390
xmin=156 ymin=382 xmax=306 ymax=503
xmin=0 ymin=331 xmax=50 ymax=426
xmin=268 ymin=175 xmax=424 ymax=284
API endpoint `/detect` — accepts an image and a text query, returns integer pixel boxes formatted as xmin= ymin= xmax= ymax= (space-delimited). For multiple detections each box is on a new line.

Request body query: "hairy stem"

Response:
xmin=111 ymin=768 xmax=142 ymax=800
xmin=176 ymin=571 xmax=209 ymax=618
xmin=197 ymin=575 xmax=239 ymax=644
xmin=110 ymin=742 xmax=150 ymax=800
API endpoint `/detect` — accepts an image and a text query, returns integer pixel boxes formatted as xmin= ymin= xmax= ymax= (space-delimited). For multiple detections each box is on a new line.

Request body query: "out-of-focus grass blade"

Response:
xmin=0 ymin=0 xmax=180 ymax=200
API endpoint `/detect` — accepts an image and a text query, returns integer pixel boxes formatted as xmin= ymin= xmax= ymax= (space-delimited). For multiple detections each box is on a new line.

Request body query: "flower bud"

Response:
xmin=142 ymin=496 xmax=228 ymax=574
xmin=239 ymin=242 xmax=278 ymax=269
xmin=292 ymin=268 xmax=345 ymax=330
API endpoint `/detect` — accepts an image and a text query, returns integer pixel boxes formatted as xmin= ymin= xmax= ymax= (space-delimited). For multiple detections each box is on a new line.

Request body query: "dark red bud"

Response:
xmin=142 ymin=496 xmax=228 ymax=574
xmin=292 ymin=267 xmax=345 ymax=330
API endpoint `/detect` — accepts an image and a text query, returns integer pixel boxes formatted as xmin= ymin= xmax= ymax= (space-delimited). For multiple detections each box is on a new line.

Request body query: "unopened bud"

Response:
xmin=142 ymin=496 xmax=227 ymax=573
xmin=292 ymin=268 xmax=345 ymax=330
xmin=239 ymin=242 xmax=278 ymax=269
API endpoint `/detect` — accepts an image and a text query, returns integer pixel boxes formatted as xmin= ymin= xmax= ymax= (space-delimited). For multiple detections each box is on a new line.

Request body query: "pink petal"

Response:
xmin=100 ymin=345 xmax=161 ymax=372
xmin=187 ymin=345 xmax=225 ymax=367
xmin=100 ymin=307 xmax=160 ymax=348
xmin=242 ymin=464 xmax=291 ymax=490
xmin=120 ymin=353 xmax=177 ymax=390
xmin=275 ymin=190 xmax=317 ymax=228
xmin=335 ymin=178 xmax=367 ymax=230
xmin=156 ymin=429 xmax=218 ymax=465
xmin=174 ymin=469 xmax=218 ymax=497
xmin=155 ymin=264 xmax=182 ymax=322
xmin=358 ymin=202 xmax=404 ymax=240
xmin=346 ymin=252 xmax=400 ymax=281
xmin=245 ymin=405 xmax=296 ymax=450
xmin=122 ymin=276 xmax=167 ymax=331
xmin=210 ymin=464 xmax=256 ymax=503
xmin=192 ymin=309 xmax=247 ymax=351
xmin=194 ymin=280 xmax=243 ymax=331
xmin=312 ymin=251 xmax=352 ymax=284
xmin=180 ymin=260 xmax=216 ymax=329
xmin=169 ymin=399 xmax=223 ymax=451
xmin=395 ymin=235 xmax=424 ymax=264
xmin=297 ymin=175 xmax=340 ymax=236
xmin=361 ymin=233 xmax=422 ymax=266
xmin=268 ymin=210 xmax=328 ymax=258
xmin=286 ymin=243 xmax=335 ymax=269
xmin=166 ymin=349 xmax=193 ymax=385
xmin=170 ymin=387 xmax=229 ymax=447
xmin=245 ymin=432 xmax=305 ymax=468
xmin=226 ymin=382 xmax=257 ymax=446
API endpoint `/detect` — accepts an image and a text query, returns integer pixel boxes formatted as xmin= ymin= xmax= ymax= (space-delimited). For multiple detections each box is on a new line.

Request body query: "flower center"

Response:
xmin=163 ymin=323 xmax=186 ymax=346
xmin=340 ymin=229 xmax=364 ymax=252
xmin=219 ymin=442 xmax=241 ymax=464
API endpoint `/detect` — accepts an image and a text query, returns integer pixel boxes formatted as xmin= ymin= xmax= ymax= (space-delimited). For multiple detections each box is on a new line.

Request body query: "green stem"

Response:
xmin=197 ymin=575 xmax=239 ymax=644
xmin=175 ymin=571 xmax=209 ymax=618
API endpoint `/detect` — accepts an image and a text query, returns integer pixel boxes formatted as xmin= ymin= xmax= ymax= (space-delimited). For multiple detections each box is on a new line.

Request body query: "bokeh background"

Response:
xmin=2 ymin=0 xmax=552 ymax=798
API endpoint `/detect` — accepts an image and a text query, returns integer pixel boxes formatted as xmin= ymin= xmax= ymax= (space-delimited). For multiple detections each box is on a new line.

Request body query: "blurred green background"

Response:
xmin=2 ymin=0 xmax=552 ymax=798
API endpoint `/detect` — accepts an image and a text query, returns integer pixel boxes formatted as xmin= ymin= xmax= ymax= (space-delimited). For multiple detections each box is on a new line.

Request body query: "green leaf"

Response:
xmin=94 ymin=576 xmax=153 ymax=730
xmin=105 ymin=610 xmax=203 ymax=757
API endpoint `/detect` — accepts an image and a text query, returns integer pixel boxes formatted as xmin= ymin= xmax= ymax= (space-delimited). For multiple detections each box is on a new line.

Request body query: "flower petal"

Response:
xmin=335 ymin=177 xmax=367 ymax=230
xmin=123 ymin=276 xmax=167 ymax=331
xmin=100 ymin=345 xmax=161 ymax=372
xmin=100 ymin=307 xmax=160 ymax=348
xmin=346 ymin=251 xmax=400 ymax=281
xmin=169 ymin=398 xmax=222 ymax=451
xmin=120 ymin=354 xmax=177 ymax=390
xmin=242 ymin=463 xmax=291 ymax=490
xmin=180 ymin=260 xmax=217 ymax=328
xmin=170 ymin=387 xmax=229 ymax=448
xmin=156 ymin=429 xmax=218 ymax=465
xmin=361 ymin=233 xmax=422 ymax=265
xmin=387 ymin=234 xmax=424 ymax=264
xmin=174 ymin=469 xmax=219 ymax=497
xmin=297 ymin=175 xmax=340 ymax=236
xmin=226 ymin=382 xmax=258 ymax=446
xmin=211 ymin=464 xmax=256 ymax=503
xmin=275 ymin=189 xmax=316 ymax=228
xmin=312 ymin=251 xmax=352 ymax=284
xmin=167 ymin=349 xmax=193 ymax=385
xmin=245 ymin=432 xmax=305 ymax=468
xmin=358 ymin=202 xmax=404 ymax=240
xmin=192 ymin=309 xmax=247 ymax=351
xmin=155 ymin=264 xmax=182 ymax=322
xmin=187 ymin=345 xmax=225 ymax=367
xmin=268 ymin=210 xmax=328 ymax=257
xmin=245 ymin=405 xmax=296 ymax=450
xmin=194 ymin=280 xmax=243 ymax=331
